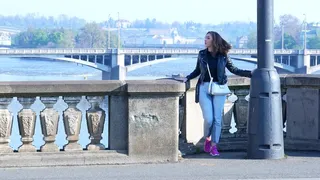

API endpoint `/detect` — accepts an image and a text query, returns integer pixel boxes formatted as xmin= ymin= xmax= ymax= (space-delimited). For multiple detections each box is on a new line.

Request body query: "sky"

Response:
xmin=1 ymin=0 xmax=319 ymax=24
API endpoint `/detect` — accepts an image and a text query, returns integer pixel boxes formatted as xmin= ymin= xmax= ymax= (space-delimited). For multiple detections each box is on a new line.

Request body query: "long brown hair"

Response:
xmin=207 ymin=31 xmax=232 ymax=55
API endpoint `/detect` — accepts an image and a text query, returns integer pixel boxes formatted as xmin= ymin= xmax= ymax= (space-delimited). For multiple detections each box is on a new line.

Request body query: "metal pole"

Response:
xmin=281 ymin=25 xmax=284 ymax=50
xmin=304 ymin=14 xmax=307 ymax=49
xmin=247 ymin=0 xmax=284 ymax=159
xmin=117 ymin=12 xmax=121 ymax=49
xmin=108 ymin=14 xmax=111 ymax=49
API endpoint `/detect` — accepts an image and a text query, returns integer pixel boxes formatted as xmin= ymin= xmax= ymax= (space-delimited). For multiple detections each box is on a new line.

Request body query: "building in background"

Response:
xmin=0 ymin=31 xmax=11 ymax=46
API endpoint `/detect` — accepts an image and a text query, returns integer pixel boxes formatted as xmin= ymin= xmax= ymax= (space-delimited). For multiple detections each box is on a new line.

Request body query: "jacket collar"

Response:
xmin=201 ymin=48 xmax=224 ymax=61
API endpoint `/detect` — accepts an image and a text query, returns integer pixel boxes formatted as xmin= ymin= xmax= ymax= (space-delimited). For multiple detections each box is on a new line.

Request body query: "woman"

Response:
xmin=183 ymin=31 xmax=252 ymax=156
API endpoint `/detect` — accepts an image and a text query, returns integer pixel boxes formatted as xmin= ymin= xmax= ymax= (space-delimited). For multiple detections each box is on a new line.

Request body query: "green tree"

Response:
xmin=47 ymin=30 xmax=64 ymax=47
xmin=55 ymin=28 xmax=75 ymax=48
xmin=13 ymin=28 xmax=49 ymax=48
xmin=274 ymin=14 xmax=302 ymax=46
xmin=76 ymin=22 xmax=106 ymax=48
xmin=274 ymin=33 xmax=298 ymax=49
xmin=106 ymin=31 xmax=120 ymax=48
xmin=308 ymin=36 xmax=320 ymax=49
xmin=247 ymin=31 xmax=257 ymax=48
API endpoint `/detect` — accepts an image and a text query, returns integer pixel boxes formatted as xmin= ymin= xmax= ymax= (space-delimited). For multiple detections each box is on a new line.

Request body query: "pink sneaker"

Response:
xmin=210 ymin=145 xmax=220 ymax=156
xmin=204 ymin=139 xmax=211 ymax=153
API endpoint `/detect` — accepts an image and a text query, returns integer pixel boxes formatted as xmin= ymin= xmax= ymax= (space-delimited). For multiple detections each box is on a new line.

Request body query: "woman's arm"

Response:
xmin=226 ymin=55 xmax=252 ymax=78
xmin=185 ymin=54 xmax=201 ymax=81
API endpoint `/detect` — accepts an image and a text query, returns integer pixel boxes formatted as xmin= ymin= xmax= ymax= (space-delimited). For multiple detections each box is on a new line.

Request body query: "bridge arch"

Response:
xmin=125 ymin=55 xmax=295 ymax=73
xmin=4 ymin=55 xmax=110 ymax=72
xmin=231 ymin=57 xmax=295 ymax=73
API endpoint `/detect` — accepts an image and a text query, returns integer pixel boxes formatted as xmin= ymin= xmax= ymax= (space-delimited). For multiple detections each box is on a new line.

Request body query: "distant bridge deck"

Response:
xmin=0 ymin=48 xmax=313 ymax=55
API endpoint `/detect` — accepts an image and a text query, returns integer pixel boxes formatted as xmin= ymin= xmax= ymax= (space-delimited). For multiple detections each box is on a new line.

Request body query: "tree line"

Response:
xmin=3 ymin=13 xmax=320 ymax=49
xmin=13 ymin=23 xmax=120 ymax=48
xmin=246 ymin=14 xmax=320 ymax=49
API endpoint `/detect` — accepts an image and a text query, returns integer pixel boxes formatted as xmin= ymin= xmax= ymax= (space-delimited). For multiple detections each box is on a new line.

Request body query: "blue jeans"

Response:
xmin=199 ymin=82 xmax=226 ymax=144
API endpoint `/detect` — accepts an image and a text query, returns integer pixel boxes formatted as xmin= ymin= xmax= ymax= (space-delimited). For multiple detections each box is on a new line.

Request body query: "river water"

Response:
xmin=0 ymin=57 xmax=257 ymax=150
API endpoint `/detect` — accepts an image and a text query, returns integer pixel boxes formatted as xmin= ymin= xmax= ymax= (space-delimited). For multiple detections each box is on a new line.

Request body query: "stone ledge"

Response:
xmin=185 ymin=74 xmax=320 ymax=90
xmin=0 ymin=80 xmax=186 ymax=97
xmin=0 ymin=80 xmax=126 ymax=96
xmin=0 ymin=150 xmax=177 ymax=168
xmin=284 ymin=74 xmax=320 ymax=87
xmin=126 ymin=80 xmax=185 ymax=95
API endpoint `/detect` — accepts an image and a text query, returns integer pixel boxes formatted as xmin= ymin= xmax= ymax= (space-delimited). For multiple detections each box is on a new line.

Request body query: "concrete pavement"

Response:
xmin=0 ymin=151 xmax=320 ymax=180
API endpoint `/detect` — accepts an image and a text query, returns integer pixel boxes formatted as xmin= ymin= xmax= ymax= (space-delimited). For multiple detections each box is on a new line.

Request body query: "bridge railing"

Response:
xmin=306 ymin=49 xmax=320 ymax=55
xmin=0 ymin=48 xmax=111 ymax=55
xmin=0 ymin=48 xmax=315 ymax=55
xmin=0 ymin=80 xmax=184 ymax=167
xmin=181 ymin=74 xmax=320 ymax=153
xmin=120 ymin=48 xmax=201 ymax=54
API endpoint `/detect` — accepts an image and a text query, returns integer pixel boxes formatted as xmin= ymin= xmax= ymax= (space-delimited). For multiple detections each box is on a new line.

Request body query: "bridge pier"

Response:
xmin=102 ymin=71 xmax=111 ymax=80
xmin=109 ymin=50 xmax=126 ymax=80
xmin=295 ymin=53 xmax=310 ymax=74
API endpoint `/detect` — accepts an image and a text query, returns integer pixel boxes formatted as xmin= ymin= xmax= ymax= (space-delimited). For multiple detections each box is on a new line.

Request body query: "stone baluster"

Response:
xmin=233 ymin=89 xmax=250 ymax=137
xmin=281 ymin=91 xmax=287 ymax=133
xmin=63 ymin=96 xmax=82 ymax=151
xmin=86 ymin=96 xmax=106 ymax=150
xmin=17 ymin=97 xmax=37 ymax=152
xmin=40 ymin=97 xmax=60 ymax=152
xmin=0 ymin=98 xmax=13 ymax=153
xmin=221 ymin=92 xmax=238 ymax=138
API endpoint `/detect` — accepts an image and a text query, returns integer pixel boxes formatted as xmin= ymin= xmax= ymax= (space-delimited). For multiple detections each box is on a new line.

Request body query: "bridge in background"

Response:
xmin=0 ymin=48 xmax=320 ymax=80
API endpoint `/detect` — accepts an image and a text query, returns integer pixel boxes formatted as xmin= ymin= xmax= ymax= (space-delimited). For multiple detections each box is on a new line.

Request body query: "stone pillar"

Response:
xmin=297 ymin=54 xmax=305 ymax=68
xmin=63 ymin=96 xmax=82 ymax=151
xmin=17 ymin=97 xmax=37 ymax=152
xmin=111 ymin=49 xmax=126 ymax=80
xmin=304 ymin=54 xmax=311 ymax=68
xmin=233 ymin=89 xmax=250 ymax=137
xmin=102 ymin=55 xmax=105 ymax=65
xmin=102 ymin=71 xmax=111 ymax=80
xmin=86 ymin=96 xmax=106 ymax=151
xmin=111 ymin=65 xmax=126 ymax=80
xmin=138 ymin=55 xmax=141 ymax=63
xmin=0 ymin=98 xmax=13 ymax=153
xmin=40 ymin=97 xmax=60 ymax=152
xmin=127 ymin=81 xmax=184 ymax=162
xmin=286 ymin=88 xmax=319 ymax=140
xmin=109 ymin=95 xmax=128 ymax=150
xmin=288 ymin=56 xmax=291 ymax=66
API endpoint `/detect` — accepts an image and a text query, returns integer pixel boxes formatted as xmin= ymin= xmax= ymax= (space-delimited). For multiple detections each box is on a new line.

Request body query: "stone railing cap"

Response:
xmin=126 ymin=79 xmax=185 ymax=95
xmin=284 ymin=74 xmax=320 ymax=87
xmin=0 ymin=81 xmax=126 ymax=97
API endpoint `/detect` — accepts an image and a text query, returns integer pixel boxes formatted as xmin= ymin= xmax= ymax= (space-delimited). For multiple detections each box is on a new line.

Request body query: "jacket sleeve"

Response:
xmin=226 ymin=55 xmax=252 ymax=78
xmin=186 ymin=53 xmax=201 ymax=80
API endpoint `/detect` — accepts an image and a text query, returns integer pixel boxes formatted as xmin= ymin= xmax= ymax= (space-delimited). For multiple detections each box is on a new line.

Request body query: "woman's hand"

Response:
xmin=174 ymin=77 xmax=188 ymax=83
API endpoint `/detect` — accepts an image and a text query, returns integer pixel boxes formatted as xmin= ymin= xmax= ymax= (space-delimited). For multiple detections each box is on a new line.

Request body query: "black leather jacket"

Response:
xmin=186 ymin=49 xmax=252 ymax=103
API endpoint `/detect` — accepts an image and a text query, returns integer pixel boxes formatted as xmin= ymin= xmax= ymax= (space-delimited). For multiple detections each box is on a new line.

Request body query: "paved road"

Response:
xmin=1 ymin=152 xmax=320 ymax=180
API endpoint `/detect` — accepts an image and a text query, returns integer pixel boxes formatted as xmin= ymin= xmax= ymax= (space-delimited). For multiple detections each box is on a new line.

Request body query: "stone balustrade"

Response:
xmin=0 ymin=80 xmax=184 ymax=167
xmin=181 ymin=74 xmax=320 ymax=152
xmin=1 ymin=75 xmax=320 ymax=167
